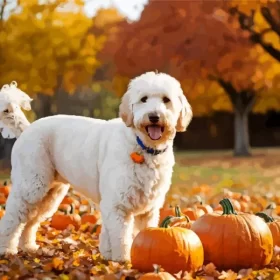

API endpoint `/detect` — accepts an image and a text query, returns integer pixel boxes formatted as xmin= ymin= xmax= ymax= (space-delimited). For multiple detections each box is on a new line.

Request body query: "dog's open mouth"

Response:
xmin=145 ymin=125 xmax=164 ymax=140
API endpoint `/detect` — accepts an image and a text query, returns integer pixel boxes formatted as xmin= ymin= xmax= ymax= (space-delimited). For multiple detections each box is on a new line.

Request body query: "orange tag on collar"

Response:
xmin=130 ymin=152 xmax=145 ymax=164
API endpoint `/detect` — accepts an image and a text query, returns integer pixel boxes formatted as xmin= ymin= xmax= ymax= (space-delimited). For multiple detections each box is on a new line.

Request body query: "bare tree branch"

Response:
xmin=261 ymin=6 xmax=280 ymax=37
xmin=0 ymin=0 xmax=7 ymax=23
xmin=230 ymin=7 xmax=280 ymax=62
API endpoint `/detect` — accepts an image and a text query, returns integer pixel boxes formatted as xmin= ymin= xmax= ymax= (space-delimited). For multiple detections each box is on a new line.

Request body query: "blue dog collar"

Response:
xmin=136 ymin=136 xmax=167 ymax=156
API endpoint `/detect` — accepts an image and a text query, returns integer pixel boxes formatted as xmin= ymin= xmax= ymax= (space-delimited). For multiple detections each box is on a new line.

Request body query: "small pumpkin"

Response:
xmin=131 ymin=221 xmax=204 ymax=274
xmin=160 ymin=205 xmax=192 ymax=229
xmin=191 ymin=198 xmax=273 ymax=270
xmin=81 ymin=207 xmax=100 ymax=225
xmin=159 ymin=205 xmax=177 ymax=225
xmin=0 ymin=205 xmax=5 ymax=219
xmin=0 ymin=181 xmax=10 ymax=198
xmin=255 ymin=212 xmax=280 ymax=247
xmin=50 ymin=204 xmax=81 ymax=230
xmin=0 ymin=193 xmax=6 ymax=205
xmin=60 ymin=195 xmax=80 ymax=209
xmin=139 ymin=265 xmax=176 ymax=280
xmin=182 ymin=206 xmax=205 ymax=221
xmin=189 ymin=195 xmax=213 ymax=214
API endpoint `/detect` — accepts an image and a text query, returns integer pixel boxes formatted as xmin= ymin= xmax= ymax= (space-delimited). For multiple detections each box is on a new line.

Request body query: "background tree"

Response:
xmin=0 ymin=0 xmax=105 ymax=119
xmin=229 ymin=0 xmax=280 ymax=62
xmin=107 ymin=0 xmax=280 ymax=156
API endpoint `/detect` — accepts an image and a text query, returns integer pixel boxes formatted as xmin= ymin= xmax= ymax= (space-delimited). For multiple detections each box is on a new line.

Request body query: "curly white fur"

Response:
xmin=0 ymin=81 xmax=32 ymax=138
xmin=0 ymin=72 xmax=192 ymax=261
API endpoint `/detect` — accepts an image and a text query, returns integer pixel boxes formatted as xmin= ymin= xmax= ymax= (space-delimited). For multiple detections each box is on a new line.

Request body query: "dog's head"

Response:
xmin=0 ymin=81 xmax=33 ymax=138
xmin=119 ymin=72 xmax=192 ymax=145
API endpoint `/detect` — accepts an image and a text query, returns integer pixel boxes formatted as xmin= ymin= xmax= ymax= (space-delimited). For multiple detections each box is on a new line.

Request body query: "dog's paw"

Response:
xmin=0 ymin=246 xmax=18 ymax=256
xmin=100 ymin=249 xmax=112 ymax=261
xmin=111 ymin=251 xmax=131 ymax=263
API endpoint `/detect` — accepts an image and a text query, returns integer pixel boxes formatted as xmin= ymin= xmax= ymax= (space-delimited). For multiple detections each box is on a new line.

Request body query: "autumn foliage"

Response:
xmin=107 ymin=0 xmax=280 ymax=156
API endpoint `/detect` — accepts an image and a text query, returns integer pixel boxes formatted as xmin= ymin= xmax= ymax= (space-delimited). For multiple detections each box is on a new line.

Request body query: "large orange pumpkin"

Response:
xmin=191 ymin=198 xmax=273 ymax=270
xmin=131 ymin=224 xmax=204 ymax=274
xmin=256 ymin=212 xmax=280 ymax=247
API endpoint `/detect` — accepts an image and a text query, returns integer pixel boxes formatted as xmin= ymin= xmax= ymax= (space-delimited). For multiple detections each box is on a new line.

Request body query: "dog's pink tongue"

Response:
xmin=148 ymin=126 xmax=162 ymax=140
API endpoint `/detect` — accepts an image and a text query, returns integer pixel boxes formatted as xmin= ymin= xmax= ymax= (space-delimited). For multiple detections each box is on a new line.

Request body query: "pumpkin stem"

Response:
xmin=160 ymin=215 xmax=174 ymax=228
xmin=175 ymin=205 xmax=190 ymax=222
xmin=92 ymin=224 xmax=101 ymax=234
xmin=255 ymin=212 xmax=275 ymax=223
xmin=3 ymin=181 xmax=7 ymax=186
xmin=153 ymin=264 xmax=160 ymax=274
xmin=266 ymin=203 xmax=276 ymax=210
xmin=69 ymin=204 xmax=74 ymax=215
xmin=220 ymin=198 xmax=237 ymax=215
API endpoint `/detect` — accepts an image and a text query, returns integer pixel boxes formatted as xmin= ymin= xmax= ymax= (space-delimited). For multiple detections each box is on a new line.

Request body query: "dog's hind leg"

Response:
xmin=99 ymin=223 xmax=112 ymax=260
xmin=0 ymin=165 xmax=54 ymax=255
xmin=19 ymin=182 xmax=70 ymax=253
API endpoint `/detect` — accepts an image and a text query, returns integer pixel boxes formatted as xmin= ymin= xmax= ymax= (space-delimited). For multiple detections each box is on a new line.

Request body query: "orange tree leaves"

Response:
xmin=109 ymin=0 xmax=280 ymax=114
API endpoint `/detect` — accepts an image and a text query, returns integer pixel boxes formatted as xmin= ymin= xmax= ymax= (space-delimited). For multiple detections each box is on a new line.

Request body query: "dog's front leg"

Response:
xmin=100 ymin=203 xmax=134 ymax=262
xmin=134 ymin=208 xmax=160 ymax=238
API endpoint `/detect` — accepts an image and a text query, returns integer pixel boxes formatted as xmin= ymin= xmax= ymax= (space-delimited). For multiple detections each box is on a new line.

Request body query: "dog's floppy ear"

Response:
xmin=119 ymin=91 xmax=133 ymax=127
xmin=176 ymin=94 xmax=193 ymax=132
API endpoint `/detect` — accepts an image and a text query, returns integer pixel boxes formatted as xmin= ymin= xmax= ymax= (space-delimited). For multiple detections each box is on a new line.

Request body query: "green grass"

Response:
xmin=171 ymin=148 xmax=280 ymax=197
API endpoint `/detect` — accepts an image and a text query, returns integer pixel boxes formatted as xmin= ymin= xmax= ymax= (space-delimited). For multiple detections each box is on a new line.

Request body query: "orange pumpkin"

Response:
xmin=159 ymin=205 xmax=176 ymax=225
xmin=0 ymin=181 xmax=10 ymax=198
xmin=139 ymin=265 xmax=176 ymax=280
xmin=182 ymin=206 xmax=205 ymax=221
xmin=81 ymin=208 xmax=99 ymax=225
xmin=0 ymin=194 xmax=6 ymax=205
xmin=191 ymin=198 xmax=273 ymax=270
xmin=131 ymin=224 xmax=204 ymax=274
xmin=160 ymin=205 xmax=192 ymax=229
xmin=256 ymin=212 xmax=280 ymax=247
xmin=60 ymin=195 xmax=80 ymax=209
xmin=0 ymin=205 xmax=5 ymax=219
xmin=50 ymin=204 xmax=81 ymax=230
xmin=197 ymin=203 xmax=213 ymax=214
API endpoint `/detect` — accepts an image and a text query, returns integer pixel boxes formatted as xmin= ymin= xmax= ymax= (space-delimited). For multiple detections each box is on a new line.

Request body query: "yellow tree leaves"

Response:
xmin=0 ymin=0 xmax=105 ymax=97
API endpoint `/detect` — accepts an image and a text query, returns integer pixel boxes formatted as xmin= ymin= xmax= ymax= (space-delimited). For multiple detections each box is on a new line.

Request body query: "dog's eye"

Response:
xmin=141 ymin=96 xmax=148 ymax=103
xmin=3 ymin=109 xmax=9 ymax=113
xmin=163 ymin=97 xmax=170 ymax=103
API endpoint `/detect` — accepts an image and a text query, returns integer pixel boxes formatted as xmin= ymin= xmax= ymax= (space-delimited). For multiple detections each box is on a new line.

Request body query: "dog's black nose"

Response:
xmin=148 ymin=113 xmax=160 ymax=124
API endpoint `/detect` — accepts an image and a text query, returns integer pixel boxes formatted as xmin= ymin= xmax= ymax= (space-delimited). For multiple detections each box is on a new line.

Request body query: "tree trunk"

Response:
xmin=33 ymin=94 xmax=53 ymax=119
xmin=215 ymin=78 xmax=256 ymax=157
xmin=234 ymin=108 xmax=251 ymax=156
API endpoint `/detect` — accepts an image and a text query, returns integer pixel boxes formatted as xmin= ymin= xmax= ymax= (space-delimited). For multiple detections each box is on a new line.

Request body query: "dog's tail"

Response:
xmin=0 ymin=81 xmax=33 ymax=139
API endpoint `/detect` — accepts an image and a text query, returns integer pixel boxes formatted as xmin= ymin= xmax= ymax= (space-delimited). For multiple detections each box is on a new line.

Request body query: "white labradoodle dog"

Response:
xmin=0 ymin=72 xmax=192 ymax=261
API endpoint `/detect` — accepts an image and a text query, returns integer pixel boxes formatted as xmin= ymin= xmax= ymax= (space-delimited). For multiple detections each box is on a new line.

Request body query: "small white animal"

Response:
xmin=0 ymin=71 xmax=192 ymax=262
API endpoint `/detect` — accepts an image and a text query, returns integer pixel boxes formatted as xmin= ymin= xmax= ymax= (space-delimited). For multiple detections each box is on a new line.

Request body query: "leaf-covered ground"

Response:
xmin=1 ymin=148 xmax=280 ymax=279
